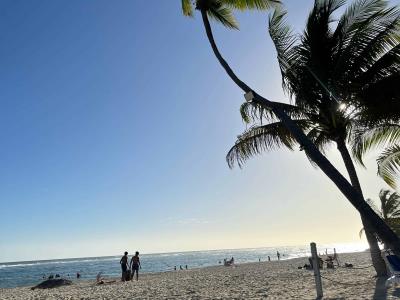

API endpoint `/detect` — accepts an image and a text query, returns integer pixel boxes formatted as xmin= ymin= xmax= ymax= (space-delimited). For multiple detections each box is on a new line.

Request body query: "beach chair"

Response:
xmin=325 ymin=248 xmax=340 ymax=268
xmin=383 ymin=251 xmax=400 ymax=287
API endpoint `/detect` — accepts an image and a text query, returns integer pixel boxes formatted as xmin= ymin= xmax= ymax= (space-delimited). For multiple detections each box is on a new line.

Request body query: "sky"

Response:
xmin=0 ymin=0 xmax=397 ymax=262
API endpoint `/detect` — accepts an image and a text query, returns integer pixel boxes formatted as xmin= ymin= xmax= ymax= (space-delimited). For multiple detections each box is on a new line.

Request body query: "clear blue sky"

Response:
xmin=0 ymin=0 xmax=394 ymax=262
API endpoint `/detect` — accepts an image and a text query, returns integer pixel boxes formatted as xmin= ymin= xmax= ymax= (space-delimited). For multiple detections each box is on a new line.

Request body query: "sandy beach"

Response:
xmin=1 ymin=251 xmax=399 ymax=299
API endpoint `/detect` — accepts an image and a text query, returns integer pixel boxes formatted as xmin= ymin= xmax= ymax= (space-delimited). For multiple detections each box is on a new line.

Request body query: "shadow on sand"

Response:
xmin=372 ymin=277 xmax=400 ymax=299
xmin=373 ymin=277 xmax=388 ymax=300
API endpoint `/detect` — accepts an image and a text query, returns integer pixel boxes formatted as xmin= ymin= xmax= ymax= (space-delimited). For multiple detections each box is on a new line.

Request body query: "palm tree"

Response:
xmin=352 ymin=124 xmax=400 ymax=189
xmin=180 ymin=0 xmax=400 ymax=259
xmin=361 ymin=190 xmax=400 ymax=247
xmin=379 ymin=190 xmax=400 ymax=235
xmin=225 ymin=0 xmax=399 ymax=275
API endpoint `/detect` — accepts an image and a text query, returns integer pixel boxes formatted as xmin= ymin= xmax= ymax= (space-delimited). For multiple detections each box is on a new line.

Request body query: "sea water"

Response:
xmin=0 ymin=243 xmax=367 ymax=288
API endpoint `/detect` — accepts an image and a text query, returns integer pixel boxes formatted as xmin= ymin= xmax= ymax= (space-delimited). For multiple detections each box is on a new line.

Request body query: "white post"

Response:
xmin=311 ymin=242 xmax=323 ymax=299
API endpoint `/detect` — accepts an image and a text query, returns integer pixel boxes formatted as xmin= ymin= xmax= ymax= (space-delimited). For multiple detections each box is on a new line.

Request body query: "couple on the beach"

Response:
xmin=120 ymin=251 xmax=141 ymax=281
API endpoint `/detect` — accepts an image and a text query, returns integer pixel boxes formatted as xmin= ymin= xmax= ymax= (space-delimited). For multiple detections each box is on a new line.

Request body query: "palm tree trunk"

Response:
xmin=336 ymin=139 xmax=387 ymax=276
xmin=199 ymin=8 xmax=400 ymax=253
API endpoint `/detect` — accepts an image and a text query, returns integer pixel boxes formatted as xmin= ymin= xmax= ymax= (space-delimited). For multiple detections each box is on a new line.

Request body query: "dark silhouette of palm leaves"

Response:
xmin=352 ymin=124 xmax=400 ymax=188
xmin=227 ymin=0 xmax=400 ymax=172
xmin=378 ymin=145 xmax=400 ymax=189
xmin=180 ymin=0 xmax=400 ymax=262
xmin=380 ymin=189 xmax=400 ymax=219
xmin=361 ymin=189 xmax=400 ymax=239
xmin=227 ymin=120 xmax=310 ymax=168
xmin=181 ymin=0 xmax=280 ymax=29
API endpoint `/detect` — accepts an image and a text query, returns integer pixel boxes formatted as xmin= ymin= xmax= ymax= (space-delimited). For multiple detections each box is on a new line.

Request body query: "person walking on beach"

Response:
xmin=268 ymin=256 xmax=271 ymax=262
xmin=130 ymin=251 xmax=141 ymax=281
xmin=277 ymin=251 xmax=280 ymax=261
xmin=120 ymin=251 xmax=129 ymax=281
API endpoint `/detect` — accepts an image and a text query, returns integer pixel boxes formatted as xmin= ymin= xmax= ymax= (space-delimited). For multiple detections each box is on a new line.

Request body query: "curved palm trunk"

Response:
xmin=199 ymin=9 xmax=400 ymax=253
xmin=336 ymin=139 xmax=387 ymax=276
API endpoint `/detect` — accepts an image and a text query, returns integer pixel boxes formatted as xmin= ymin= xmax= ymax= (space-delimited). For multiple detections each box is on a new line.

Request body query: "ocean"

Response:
xmin=0 ymin=242 xmax=368 ymax=289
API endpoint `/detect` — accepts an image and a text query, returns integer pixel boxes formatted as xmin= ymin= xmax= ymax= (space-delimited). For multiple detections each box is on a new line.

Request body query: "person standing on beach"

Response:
xmin=120 ymin=251 xmax=129 ymax=281
xmin=268 ymin=256 xmax=271 ymax=261
xmin=277 ymin=251 xmax=280 ymax=261
xmin=130 ymin=251 xmax=141 ymax=281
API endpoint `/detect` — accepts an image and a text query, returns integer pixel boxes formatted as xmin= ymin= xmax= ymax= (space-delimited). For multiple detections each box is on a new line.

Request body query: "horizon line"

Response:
xmin=0 ymin=241 xmax=369 ymax=264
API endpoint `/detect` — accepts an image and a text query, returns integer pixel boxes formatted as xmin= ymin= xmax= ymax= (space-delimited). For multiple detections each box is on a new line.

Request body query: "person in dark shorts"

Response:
xmin=120 ymin=251 xmax=129 ymax=281
xmin=130 ymin=251 xmax=141 ymax=281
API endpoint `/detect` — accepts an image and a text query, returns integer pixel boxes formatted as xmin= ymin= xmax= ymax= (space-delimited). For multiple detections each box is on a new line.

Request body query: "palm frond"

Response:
xmin=207 ymin=1 xmax=239 ymax=29
xmin=226 ymin=120 xmax=310 ymax=168
xmin=362 ymin=191 xmax=400 ymax=238
xmin=304 ymin=127 xmax=332 ymax=167
xmin=380 ymin=189 xmax=400 ymax=218
xmin=350 ymin=8 xmax=400 ymax=77
xmin=387 ymin=218 xmax=400 ymax=236
xmin=182 ymin=0 xmax=194 ymax=16
xmin=351 ymin=123 xmax=400 ymax=166
xmin=225 ymin=0 xmax=281 ymax=10
xmin=358 ymin=43 xmax=400 ymax=90
xmin=377 ymin=145 xmax=400 ymax=189
xmin=268 ymin=8 xmax=298 ymax=95
xmin=287 ymin=0 xmax=346 ymax=109
xmin=307 ymin=127 xmax=331 ymax=154
xmin=367 ymin=197 xmax=383 ymax=216
xmin=388 ymin=192 xmax=400 ymax=217
xmin=239 ymin=101 xmax=311 ymax=124
xmin=360 ymin=196 xmax=383 ymax=238
xmin=334 ymin=0 xmax=388 ymax=50
xmin=335 ymin=4 xmax=399 ymax=81
xmin=194 ymin=0 xmax=280 ymax=28
xmin=358 ymin=74 xmax=400 ymax=124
